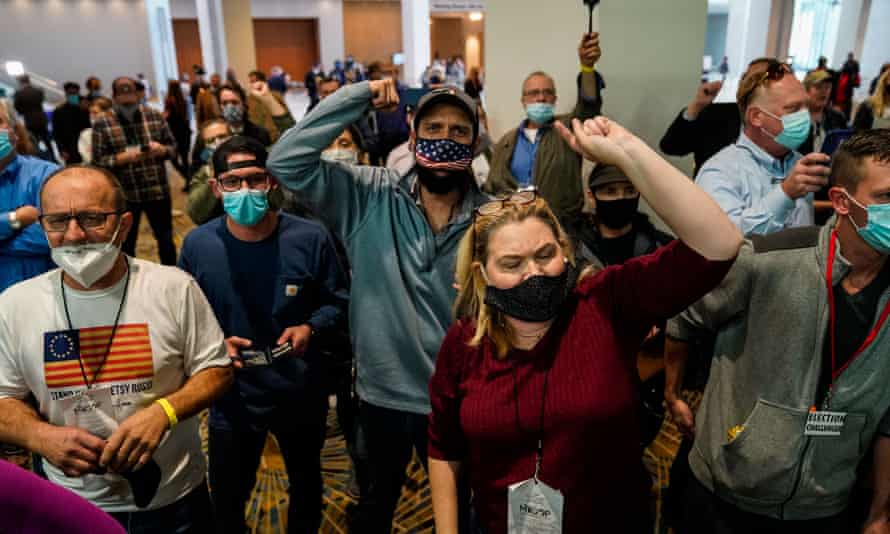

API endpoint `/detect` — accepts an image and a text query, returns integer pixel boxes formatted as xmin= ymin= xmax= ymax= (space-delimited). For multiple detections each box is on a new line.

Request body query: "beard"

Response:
xmin=415 ymin=165 xmax=472 ymax=195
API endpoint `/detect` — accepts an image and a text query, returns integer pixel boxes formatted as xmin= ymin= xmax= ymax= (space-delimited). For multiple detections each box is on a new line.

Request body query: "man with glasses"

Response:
xmin=0 ymin=165 xmax=233 ymax=533
xmin=486 ymin=32 xmax=603 ymax=220
xmin=269 ymin=79 xmax=487 ymax=533
xmin=178 ymin=136 xmax=349 ymax=533
xmin=0 ymin=99 xmax=58 ymax=294
xmin=697 ymin=59 xmax=832 ymax=236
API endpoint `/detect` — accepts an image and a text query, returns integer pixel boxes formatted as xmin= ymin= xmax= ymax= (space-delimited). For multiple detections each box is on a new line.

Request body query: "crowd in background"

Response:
xmin=2 ymin=24 xmax=890 ymax=534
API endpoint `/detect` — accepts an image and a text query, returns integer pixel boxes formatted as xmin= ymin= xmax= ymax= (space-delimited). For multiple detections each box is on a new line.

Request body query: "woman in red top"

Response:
xmin=427 ymin=116 xmax=743 ymax=533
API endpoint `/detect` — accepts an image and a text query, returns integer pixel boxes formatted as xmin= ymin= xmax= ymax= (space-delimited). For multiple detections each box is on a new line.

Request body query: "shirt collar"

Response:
xmin=736 ymin=132 xmax=797 ymax=173
xmin=0 ymin=156 xmax=22 ymax=182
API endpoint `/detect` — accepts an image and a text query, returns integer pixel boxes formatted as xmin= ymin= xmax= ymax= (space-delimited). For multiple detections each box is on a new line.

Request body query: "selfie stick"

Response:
xmin=584 ymin=0 xmax=600 ymax=34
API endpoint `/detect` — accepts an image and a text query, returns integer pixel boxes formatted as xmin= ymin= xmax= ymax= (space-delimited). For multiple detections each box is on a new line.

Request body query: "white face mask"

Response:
xmin=50 ymin=223 xmax=122 ymax=288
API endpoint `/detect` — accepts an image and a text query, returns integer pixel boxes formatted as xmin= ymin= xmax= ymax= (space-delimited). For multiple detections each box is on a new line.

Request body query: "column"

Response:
xmin=221 ymin=0 xmax=257 ymax=83
xmin=724 ymin=0 xmax=771 ymax=78
xmin=196 ymin=0 xmax=228 ymax=76
xmin=401 ymin=0 xmax=431 ymax=87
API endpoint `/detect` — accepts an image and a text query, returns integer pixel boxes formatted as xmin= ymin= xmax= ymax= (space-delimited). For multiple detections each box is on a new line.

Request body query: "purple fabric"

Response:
xmin=0 ymin=460 xmax=125 ymax=534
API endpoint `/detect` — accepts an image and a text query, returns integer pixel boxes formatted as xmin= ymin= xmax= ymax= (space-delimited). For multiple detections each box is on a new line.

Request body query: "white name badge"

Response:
xmin=507 ymin=478 xmax=565 ymax=534
xmin=804 ymin=410 xmax=847 ymax=437
xmin=60 ymin=387 xmax=118 ymax=439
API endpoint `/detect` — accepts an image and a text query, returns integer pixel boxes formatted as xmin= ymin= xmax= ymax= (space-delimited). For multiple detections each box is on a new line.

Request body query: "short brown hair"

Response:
xmin=830 ymin=129 xmax=890 ymax=193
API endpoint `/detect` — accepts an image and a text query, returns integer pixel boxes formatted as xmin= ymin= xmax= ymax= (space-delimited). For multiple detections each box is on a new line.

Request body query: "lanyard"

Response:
xmin=511 ymin=362 xmax=550 ymax=480
xmin=60 ymin=259 xmax=130 ymax=390
xmin=824 ymin=230 xmax=890 ymax=405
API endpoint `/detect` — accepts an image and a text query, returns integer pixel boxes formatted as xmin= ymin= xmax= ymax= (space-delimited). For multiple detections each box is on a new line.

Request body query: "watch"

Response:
xmin=8 ymin=211 xmax=22 ymax=231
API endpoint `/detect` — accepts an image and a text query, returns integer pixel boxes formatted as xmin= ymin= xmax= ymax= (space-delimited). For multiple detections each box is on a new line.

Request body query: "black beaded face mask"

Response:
xmin=484 ymin=262 xmax=578 ymax=322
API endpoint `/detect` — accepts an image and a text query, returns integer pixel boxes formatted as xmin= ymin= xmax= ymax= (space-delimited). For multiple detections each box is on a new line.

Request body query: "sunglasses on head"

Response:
xmin=739 ymin=60 xmax=791 ymax=111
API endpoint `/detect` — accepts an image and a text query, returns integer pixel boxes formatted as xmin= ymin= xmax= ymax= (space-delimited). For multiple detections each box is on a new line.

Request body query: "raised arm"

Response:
xmin=267 ymin=80 xmax=401 ymax=240
xmin=570 ymin=32 xmax=603 ymax=121
xmin=556 ymin=116 xmax=742 ymax=260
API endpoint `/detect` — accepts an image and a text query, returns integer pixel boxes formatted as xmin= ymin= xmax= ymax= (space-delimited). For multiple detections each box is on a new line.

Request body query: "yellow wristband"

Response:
xmin=155 ymin=398 xmax=178 ymax=428
xmin=580 ymin=64 xmax=595 ymax=74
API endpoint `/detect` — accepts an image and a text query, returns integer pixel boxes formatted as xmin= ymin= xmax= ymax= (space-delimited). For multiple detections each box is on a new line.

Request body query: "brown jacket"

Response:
xmin=487 ymin=73 xmax=602 ymax=219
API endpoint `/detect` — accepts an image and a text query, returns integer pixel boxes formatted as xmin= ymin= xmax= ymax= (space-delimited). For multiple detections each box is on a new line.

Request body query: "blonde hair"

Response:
xmin=870 ymin=69 xmax=890 ymax=118
xmin=453 ymin=197 xmax=591 ymax=359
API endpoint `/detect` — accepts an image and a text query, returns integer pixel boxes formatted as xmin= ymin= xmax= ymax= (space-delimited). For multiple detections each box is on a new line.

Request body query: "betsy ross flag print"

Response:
xmin=415 ymin=138 xmax=473 ymax=171
xmin=44 ymin=324 xmax=154 ymax=389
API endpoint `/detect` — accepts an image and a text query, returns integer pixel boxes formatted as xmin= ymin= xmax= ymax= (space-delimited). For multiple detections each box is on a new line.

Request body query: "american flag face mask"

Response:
xmin=415 ymin=137 xmax=473 ymax=171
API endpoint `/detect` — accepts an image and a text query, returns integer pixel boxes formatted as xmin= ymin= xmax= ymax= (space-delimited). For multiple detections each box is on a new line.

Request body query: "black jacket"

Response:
xmin=799 ymin=106 xmax=848 ymax=155
xmin=659 ymin=103 xmax=740 ymax=176
xmin=13 ymin=85 xmax=47 ymax=134
xmin=567 ymin=212 xmax=674 ymax=270
xmin=51 ymin=103 xmax=90 ymax=163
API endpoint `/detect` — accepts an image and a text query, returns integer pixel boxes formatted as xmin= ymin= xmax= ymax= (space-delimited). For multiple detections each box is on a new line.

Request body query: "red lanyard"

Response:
xmin=825 ymin=230 xmax=890 ymax=396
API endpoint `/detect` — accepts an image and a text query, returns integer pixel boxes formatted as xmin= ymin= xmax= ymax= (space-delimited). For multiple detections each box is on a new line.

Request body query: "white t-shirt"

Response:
xmin=0 ymin=257 xmax=229 ymax=512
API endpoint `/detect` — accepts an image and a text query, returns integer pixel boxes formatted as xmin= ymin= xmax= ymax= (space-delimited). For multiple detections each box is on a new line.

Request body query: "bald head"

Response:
xmin=40 ymin=165 xmax=127 ymax=214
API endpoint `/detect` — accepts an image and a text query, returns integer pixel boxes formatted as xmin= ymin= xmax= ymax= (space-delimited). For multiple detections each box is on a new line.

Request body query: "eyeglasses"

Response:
xmin=216 ymin=172 xmax=271 ymax=192
xmin=523 ymin=88 xmax=556 ymax=99
xmin=738 ymin=60 xmax=791 ymax=111
xmin=40 ymin=210 xmax=124 ymax=233
xmin=475 ymin=190 xmax=538 ymax=216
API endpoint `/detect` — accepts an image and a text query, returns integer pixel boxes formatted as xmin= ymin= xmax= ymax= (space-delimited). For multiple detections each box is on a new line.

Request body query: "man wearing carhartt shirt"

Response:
xmin=179 ymin=136 xmax=349 ymax=534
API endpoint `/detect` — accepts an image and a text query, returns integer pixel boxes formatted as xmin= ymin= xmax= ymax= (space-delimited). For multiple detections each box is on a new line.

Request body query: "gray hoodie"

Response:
xmin=668 ymin=221 xmax=890 ymax=520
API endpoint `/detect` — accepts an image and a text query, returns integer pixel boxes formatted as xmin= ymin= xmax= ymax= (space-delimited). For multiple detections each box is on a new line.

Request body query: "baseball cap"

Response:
xmin=413 ymin=87 xmax=479 ymax=141
xmin=803 ymin=70 xmax=832 ymax=88
xmin=588 ymin=164 xmax=630 ymax=192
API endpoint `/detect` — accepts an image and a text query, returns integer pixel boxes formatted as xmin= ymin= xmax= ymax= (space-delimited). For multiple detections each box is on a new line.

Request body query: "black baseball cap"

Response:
xmin=413 ymin=87 xmax=479 ymax=141
xmin=588 ymin=164 xmax=631 ymax=192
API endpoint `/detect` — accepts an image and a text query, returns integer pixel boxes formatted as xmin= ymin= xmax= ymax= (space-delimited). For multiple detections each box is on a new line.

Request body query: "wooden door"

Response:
xmin=172 ymin=19 xmax=203 ymax=78
xmin=253 ymin=18 xmax=319 ymax=81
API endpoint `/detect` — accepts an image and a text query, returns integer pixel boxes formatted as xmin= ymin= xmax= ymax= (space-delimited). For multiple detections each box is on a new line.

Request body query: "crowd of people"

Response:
xmin=1 ymin=25 xmax=890 ymax=534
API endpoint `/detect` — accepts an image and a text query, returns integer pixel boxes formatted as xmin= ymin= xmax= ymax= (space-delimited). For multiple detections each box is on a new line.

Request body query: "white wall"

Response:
xmin=724 ymin=0 xmax=771 ymax=78
xmin=0 ymin=0 xmax=156 ymax=100
xmin=486 ymin=0 xmax=707 ymax=177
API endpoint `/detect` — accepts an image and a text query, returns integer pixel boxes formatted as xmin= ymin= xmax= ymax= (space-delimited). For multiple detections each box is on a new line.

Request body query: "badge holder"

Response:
xmin=239 ymin=342 xmax=293 ymax=367
xmin=507 ymin=446 xmax=565 ymax=534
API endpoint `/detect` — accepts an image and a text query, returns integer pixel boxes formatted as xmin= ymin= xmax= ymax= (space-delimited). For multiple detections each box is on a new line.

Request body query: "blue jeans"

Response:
xmin=109 ymin=482 xmax=212 ymax=534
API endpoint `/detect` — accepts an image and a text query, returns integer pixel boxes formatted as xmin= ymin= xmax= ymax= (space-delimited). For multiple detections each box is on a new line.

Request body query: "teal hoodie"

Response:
xmin=268 ymin=82 xmax=490 ymax=414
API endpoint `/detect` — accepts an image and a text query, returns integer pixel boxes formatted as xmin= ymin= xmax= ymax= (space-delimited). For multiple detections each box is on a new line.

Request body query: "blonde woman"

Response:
xmin=853 ymin=69 xmax=890 ymax=131
xmin=427 ymin=116 xmax=743 ymax=533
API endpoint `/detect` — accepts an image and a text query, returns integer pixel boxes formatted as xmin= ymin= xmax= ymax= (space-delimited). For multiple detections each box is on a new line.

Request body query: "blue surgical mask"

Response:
xmin=67 ymin=94 xmax=80 ymax=106
xmin=526 ymin=102 xmax=555 ymax=124
xmin=846 ymin=192 xmax=890 ymax=254
xmin=0 ymin=130 xmax=12 ymax=159
xmin=222 ymin=188 xmax=269 ymax=226
xmin=760 ymin=108 xmax=811 ymax=151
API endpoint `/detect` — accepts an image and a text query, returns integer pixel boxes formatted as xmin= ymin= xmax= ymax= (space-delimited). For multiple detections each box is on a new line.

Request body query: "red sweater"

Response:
xmin=428 ymin=241 xmax=734 ymax=533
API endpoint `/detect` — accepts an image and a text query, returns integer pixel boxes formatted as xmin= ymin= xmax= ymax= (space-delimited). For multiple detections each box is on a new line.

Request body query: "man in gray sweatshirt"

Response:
xmin=667 ymin=129 xmax=890 ymax=533
xmin=268 ymin=79 xmax=487 ymax=533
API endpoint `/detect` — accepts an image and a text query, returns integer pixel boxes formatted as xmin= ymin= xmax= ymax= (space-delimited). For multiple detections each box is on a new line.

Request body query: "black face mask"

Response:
xmin=484 ymin=263 xmax=578 ymax=322
xmin=116 ymin=103 xmax=139 ymax=122
xmin=416 ymin=165 xmax=470 ymax=195
xmin=595 ymin=196 xmax=639 ymax=230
